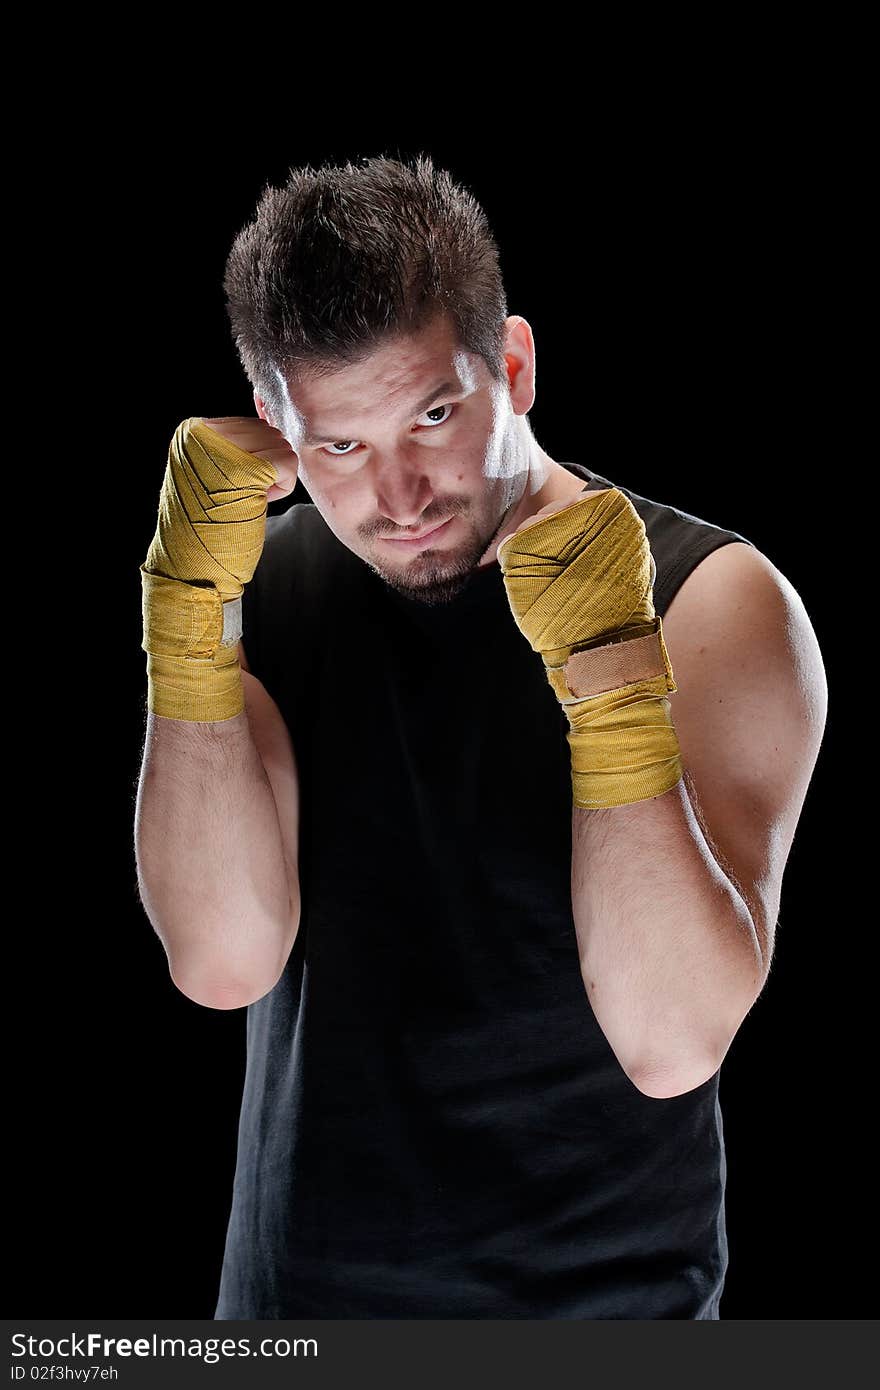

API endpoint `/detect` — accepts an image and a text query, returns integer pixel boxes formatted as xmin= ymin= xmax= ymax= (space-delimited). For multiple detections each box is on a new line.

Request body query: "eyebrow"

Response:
xmin=301 ymin=378 xmax=462 ymax=446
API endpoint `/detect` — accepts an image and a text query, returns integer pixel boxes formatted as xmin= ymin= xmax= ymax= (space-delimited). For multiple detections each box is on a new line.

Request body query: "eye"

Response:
xmin=419 ymin=402 xmax=455 ymax=428
xmin=319 ymin=403 xmax=456 ymax=458
xmin=321 ymin=439 xmax=360 ymax=457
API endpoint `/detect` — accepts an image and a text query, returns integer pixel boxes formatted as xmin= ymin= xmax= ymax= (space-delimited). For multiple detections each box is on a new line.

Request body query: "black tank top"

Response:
xmin=214 ymin=462 xmax=755 ymax=1320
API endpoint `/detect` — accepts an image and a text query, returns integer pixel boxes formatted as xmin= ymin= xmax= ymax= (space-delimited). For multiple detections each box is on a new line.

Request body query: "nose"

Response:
xmin=372 ymin=447 xmax=436 ymax=530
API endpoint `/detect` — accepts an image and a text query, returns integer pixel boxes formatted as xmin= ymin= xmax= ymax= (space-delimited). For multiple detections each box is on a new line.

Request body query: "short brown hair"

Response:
xmin=222 ymin=151 xmax=510 ymax=424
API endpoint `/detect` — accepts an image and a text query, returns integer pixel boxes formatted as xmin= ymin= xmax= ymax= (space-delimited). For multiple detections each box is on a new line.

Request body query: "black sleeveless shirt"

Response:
xmin=213 ymin=462 xmax=755 ymax=1320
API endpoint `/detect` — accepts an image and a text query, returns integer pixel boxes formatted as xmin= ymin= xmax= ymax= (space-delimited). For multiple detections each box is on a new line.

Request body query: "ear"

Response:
xmin=253 ymin=388 xmax=276 ymax=430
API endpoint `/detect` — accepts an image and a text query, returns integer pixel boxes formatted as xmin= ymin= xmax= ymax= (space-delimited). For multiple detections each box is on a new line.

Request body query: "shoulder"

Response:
xmin=662 ymin=539 xmax=820 ymax=662
xmin=568 ymin=468 xmax=757 ymax=616
xmin=661 ymin=538 xmax=827 ymax=722
xmin=254 ymin=501 xmax=371 ymax=624
xmin=263 ymin=499 xmax=311 ymax=550
xmin=258 ymin=502 xmax=328 ymax=583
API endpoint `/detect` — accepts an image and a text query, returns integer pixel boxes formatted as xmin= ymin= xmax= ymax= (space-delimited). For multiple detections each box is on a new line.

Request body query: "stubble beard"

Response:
xmin=366 ymin=502 xmax=518 ymax=607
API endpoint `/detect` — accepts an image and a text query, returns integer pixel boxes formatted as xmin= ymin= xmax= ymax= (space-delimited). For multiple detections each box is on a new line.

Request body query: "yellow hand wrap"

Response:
xmin=497 ymin=487 xmax=684 ymax=810
xmin=139 ymin=418 xmax=277 ymax=721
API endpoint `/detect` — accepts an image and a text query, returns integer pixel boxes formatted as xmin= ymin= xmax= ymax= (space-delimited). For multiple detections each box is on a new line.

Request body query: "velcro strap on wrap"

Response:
xmin=544 ymin=614 xmax=677 ymax=704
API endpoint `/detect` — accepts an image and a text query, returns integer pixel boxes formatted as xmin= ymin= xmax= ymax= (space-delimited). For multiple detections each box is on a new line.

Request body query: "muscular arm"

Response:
xmin=570 ymin=543 xmax=826 ymax=1097
xmin=134 ymin=641 xmax=301 ymax=1010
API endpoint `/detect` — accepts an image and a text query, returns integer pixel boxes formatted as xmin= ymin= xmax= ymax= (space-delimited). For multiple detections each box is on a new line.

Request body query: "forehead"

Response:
xmin=276 ymin=317 xmax=486 ymax=442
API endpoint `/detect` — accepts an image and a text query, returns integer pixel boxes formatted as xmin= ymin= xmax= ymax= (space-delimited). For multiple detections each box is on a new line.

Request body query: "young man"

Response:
xmin=135 ymin=153 xmax=827 ymax=1319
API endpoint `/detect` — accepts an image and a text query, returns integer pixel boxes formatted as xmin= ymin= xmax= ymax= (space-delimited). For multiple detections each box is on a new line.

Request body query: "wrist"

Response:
xmin=140 ymin=566 xmax=246 ymax=722
xmin=144 ymin=645 xmax=245 ymax=721
xmin=550 ymin=618 xmax=684 ymax=810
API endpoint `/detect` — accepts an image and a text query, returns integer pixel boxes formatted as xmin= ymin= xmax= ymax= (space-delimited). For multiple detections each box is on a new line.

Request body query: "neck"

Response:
xmin=477 ymin=443 xmax=589 ymax=569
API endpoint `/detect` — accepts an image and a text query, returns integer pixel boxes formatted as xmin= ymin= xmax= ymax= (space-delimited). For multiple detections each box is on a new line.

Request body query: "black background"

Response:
xmin=13 ymin=99 xmax=858 ymax=1321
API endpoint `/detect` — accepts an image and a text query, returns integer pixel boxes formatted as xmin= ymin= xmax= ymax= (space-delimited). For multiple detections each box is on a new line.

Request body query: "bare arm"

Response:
xmin=570 ymin=545 xmax=826 ymax=1098
xmin=134 ymin=640 xmax=301 ymax=1010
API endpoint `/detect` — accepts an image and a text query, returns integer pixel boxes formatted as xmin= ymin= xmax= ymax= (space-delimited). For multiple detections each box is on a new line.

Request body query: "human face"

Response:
xmin=261 ymin=314 xmax=537 ymax=605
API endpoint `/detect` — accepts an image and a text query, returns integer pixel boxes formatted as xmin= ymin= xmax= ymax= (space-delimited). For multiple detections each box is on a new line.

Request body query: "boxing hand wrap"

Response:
xmin=140 ymin=417 xmax=276 ymax=722
xmin=497 ymin=487 xmax=683 ymax=809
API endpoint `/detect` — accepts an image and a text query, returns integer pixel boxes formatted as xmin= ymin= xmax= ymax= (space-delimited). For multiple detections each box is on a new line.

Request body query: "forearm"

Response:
xmin=571 ymin=774 xmax=763 ymax=1093
xmin=135 ymin=709 xmax=297 ymax=1009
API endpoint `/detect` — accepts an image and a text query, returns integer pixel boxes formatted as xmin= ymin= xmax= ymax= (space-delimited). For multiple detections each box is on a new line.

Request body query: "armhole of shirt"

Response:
xmin=559 ymin=462 xmax=756 ymax=618
xmin=653 ymin=529 xmax=755 ymax=616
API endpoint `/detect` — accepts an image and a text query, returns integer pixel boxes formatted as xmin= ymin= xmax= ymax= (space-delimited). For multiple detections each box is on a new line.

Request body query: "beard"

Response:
xmin=374 ymin=563 xmax=476 ymax=606
xmin=363 ymin=505 xmax=515 ymax=606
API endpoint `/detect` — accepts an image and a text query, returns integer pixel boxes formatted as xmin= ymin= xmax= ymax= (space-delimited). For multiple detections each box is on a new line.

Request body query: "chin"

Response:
xmin=385 ymin=570 xmax=476 ymax=606
xmin=366 ymin=546 xmax=480 ymax=606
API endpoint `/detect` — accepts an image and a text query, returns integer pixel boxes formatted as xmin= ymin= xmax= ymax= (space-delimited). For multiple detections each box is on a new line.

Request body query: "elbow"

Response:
xmin=164 ymin=911 xmax=300 ymax=1011
xmin=170 ymin=964 xmax=283 ymax=1011
xmin=629 ymin=1050 xmax=723 ymax=1099
xmin=164 ymin=910 xmax=299 ymax=1011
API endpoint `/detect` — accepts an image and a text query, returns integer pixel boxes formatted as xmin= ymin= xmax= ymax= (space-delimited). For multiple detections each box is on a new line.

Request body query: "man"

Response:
xmin=134 ymin=154 xmax=827 ymax=1319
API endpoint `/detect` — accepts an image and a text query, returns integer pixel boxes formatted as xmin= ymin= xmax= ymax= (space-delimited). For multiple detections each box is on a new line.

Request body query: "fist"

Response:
xmin=497 ymin=488 xmax=614 ymax=553
xmin=497 ymin=485 xmax=658 ymax=666
xmin=199 ymin=416 xmax=300 ymax=504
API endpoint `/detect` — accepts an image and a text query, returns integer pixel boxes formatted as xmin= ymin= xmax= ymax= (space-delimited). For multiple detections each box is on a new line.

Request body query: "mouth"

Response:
xmin=382 ymin=517 xmax=454 ymax=548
